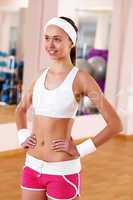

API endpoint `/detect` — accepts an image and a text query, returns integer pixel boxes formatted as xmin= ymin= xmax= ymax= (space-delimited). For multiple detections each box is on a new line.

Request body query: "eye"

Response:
xmin=44 ymin=36 xmax=49 ymax=41
xmin=54 ymin=37 xmax=61 ymax=42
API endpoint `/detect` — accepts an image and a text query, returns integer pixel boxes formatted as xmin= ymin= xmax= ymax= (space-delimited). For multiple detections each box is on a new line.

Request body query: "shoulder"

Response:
xmin=76 ymin=68 xmax=102 ymax=96
xmin=76 ymin=68 xmax=93 ymax=86
xmin=28 ymin=67 xmax=48 ymax=93
xmin=32 ymin=67 xmax=48 ymax=83
xmin=37 ymin=66 xmax=48 ymax=78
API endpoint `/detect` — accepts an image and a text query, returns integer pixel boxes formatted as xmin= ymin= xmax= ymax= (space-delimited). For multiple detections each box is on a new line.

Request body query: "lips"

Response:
xmin=47 ymin=50 xmax=57 ymax=55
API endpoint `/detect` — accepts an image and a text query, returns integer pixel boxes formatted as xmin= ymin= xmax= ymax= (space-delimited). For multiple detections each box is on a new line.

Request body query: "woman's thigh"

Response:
xmin=21 ymin=189 xmax=47 ymax=200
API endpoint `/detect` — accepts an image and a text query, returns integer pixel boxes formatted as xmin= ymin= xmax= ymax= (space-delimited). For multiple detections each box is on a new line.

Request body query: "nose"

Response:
xmin=48 ymin=38 xmax=55 ymax=48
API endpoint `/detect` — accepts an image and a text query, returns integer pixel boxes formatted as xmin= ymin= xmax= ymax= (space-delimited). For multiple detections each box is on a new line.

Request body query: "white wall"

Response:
xmin=0 ymin=123 xmax=19 ymax=152
xmin=94 ymin=13 xmax=111 ymax=49
xmin=105 ymin=0 xmax=133 ymax=134
xmin=58 ymin=0 xmax=113 ymax=18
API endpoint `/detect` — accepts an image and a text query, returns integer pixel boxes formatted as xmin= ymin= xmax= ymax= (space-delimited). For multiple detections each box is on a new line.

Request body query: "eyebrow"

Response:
xmin=44 ymin=34 xmax=62 ymax=38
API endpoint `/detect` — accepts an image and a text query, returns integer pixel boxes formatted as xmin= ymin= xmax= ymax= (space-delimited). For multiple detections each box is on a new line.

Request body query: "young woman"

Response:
xmin=15 ymin=16 xmax=123 ymax=200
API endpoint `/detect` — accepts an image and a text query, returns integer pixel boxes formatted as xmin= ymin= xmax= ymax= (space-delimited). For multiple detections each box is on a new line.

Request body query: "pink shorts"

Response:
xmin=21 ymin=154 xmax=82 ymax=200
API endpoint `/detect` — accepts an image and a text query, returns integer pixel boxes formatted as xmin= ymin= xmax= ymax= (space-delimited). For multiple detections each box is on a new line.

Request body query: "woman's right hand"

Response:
xmin=21 ymin=135 xmax=37 ymax=149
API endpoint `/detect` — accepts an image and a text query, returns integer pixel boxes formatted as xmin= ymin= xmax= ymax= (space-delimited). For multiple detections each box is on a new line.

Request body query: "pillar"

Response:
xmin=23 ymin=0 xmax=58 ymax=93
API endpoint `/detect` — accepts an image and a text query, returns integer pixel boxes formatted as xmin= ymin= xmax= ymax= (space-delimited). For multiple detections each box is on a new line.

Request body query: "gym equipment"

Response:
xmin=87 ymin=48 xmax=108 ymax=63
xmin=76 ymin=58 xmax=93 ymax=75
xmin=88 ymin=56 xmax=106 ymax=80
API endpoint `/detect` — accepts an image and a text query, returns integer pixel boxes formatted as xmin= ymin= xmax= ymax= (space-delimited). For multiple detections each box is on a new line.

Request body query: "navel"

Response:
xmin=41 ymin=140 xmax=45 ymax=146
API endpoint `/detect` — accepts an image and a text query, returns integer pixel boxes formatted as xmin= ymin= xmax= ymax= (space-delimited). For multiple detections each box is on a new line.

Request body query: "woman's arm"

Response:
xmin=15 ymin=67 xmax=47 ymax=129
xmin=15 ymin=80 xmax=35 ymax=130
xmin=16 ymin=67 xmax=47 ymax=148
xmin=78 ymin=70 xmax=123 ymax=147
xmin=51 ymin=70 xmax=123 ymax=157
xmin=15 ymin=80 xmax=37 ymax=148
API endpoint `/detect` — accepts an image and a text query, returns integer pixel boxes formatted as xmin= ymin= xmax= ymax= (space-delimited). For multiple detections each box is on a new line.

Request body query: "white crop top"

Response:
xmin=32 ymin=66 xmax=79 ymax=118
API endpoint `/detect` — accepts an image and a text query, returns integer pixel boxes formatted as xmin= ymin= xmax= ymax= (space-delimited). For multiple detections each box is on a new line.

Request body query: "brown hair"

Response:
xmin=59 ymin=16 xmax=78 ymax=65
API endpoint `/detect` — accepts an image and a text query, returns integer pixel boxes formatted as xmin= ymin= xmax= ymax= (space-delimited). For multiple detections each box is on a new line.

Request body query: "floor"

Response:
xmin=0 ymin=136 xmax=133 ymax=200
xmin=0 ymin=105 xmax=16 ymax=124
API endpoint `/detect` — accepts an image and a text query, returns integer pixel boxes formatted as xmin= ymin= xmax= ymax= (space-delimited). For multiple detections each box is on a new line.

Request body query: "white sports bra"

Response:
xmin=32 ymin=66 xmax=79 ymax=118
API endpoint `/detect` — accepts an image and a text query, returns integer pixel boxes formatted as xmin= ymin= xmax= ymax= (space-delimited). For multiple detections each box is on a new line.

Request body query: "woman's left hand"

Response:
xmin=51 ymin=137 xmax=80 ymax=157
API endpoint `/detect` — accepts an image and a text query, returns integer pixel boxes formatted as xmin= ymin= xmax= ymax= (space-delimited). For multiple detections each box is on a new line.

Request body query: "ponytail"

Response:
xmin=70 ymin=46 xmax=76 ymax=65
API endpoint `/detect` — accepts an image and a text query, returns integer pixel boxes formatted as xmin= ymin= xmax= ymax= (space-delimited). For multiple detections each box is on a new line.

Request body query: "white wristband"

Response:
xmin=17 ymin=129 xmax=31 ymax=146
xmin=76 ymin=138 xmax=96 ymax=157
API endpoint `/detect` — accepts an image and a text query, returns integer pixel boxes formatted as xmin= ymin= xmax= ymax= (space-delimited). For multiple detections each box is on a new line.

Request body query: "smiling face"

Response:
xmin=44 ymin=25 xmax=73 ymax=61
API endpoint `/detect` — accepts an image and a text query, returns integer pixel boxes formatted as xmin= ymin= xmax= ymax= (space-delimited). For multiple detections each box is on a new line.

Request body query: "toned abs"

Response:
xmin=28 ymin=116 xmax=76 ymax=161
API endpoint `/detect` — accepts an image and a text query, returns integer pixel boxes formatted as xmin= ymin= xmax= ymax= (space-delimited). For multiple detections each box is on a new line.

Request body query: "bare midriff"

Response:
xmin=27 ymin=115 xmax=77 ymax=162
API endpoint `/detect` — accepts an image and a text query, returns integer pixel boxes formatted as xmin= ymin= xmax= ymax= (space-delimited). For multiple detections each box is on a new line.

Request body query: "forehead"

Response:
xmin=44 ymin=25 xmax=68 ymax=38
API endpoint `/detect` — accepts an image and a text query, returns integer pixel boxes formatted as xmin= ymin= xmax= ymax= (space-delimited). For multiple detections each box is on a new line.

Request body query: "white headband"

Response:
xmin=44 ymin=17 xmax=77 ymax=45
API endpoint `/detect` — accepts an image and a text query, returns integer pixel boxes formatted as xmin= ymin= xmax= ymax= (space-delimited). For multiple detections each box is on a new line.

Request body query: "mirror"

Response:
xmin=75 ymin=9 xmax=112 ymax=116
xmin=0 ymin=9 xmax=24 ymax=123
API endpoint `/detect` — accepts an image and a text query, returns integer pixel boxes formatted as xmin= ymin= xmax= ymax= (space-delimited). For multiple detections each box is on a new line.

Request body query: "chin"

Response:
xmin=48 ymin=55 xmax=59 ymax=60
xmin=48 ymin=54 xmax=64 ymax=61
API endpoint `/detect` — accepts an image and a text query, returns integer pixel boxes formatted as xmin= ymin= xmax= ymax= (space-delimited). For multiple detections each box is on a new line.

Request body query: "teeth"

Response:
xmin=49 ymin=51 xmax=55 ymax=54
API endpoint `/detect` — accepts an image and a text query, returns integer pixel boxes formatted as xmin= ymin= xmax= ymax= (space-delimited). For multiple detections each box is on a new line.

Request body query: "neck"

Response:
xmin=49 ymin=56 xmax=74 ymax=72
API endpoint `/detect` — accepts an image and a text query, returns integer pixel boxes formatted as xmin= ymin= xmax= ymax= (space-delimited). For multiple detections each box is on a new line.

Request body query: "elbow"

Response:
xmin=111 ymin=118 xmax=123 ymax=135
xmin=15 ymin=104 xmax=26 ymax=117
xmin=116 ymin=120 xmax=123 ymax=134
